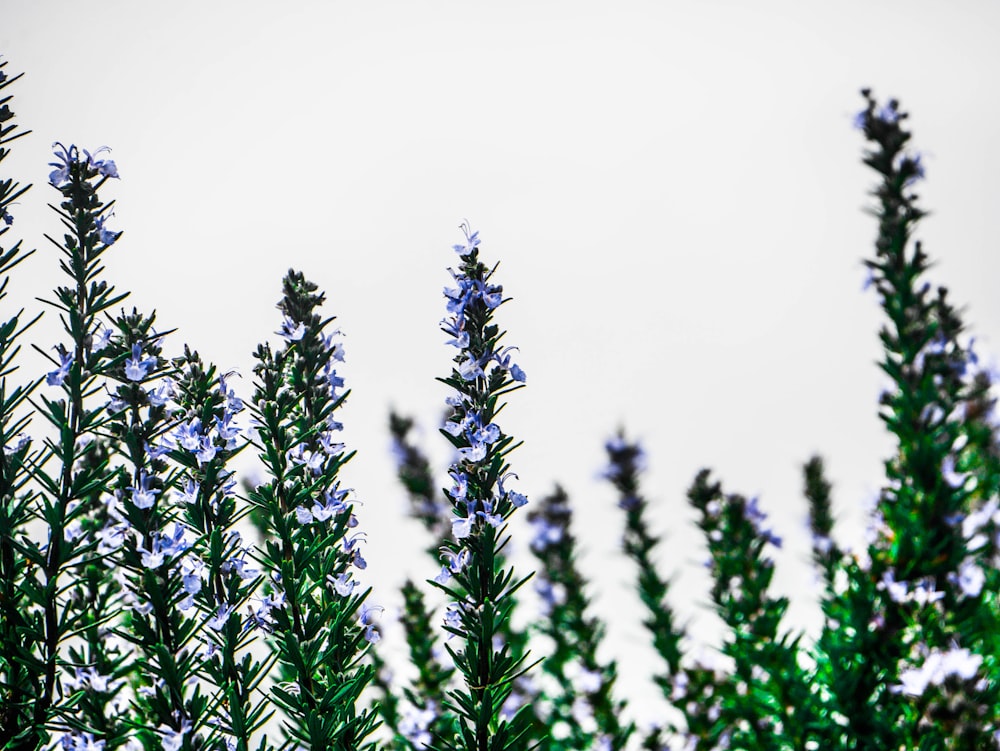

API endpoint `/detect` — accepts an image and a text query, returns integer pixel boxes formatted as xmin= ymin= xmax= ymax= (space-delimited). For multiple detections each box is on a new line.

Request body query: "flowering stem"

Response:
xmin=25 ymin=142 xmax=125 ymax=743
xmin=430 ymin=225 xmax=533 ymax=751
xmin=0 ymin=58 xmax=45 ymax=748
xmin=527 ymin=485 xmax=634 ymax=751
xmin=248 ymin=269 xmax=378 ymax=751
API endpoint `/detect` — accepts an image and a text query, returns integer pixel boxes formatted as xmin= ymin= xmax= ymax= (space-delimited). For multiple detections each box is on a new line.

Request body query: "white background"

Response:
xmin=4 ymin=0 xmax=1000 ymax=727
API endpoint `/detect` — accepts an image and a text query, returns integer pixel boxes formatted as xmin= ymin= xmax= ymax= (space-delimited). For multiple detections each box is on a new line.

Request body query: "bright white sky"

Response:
xmin=4 ymin=0 xmax=1000 ymax=726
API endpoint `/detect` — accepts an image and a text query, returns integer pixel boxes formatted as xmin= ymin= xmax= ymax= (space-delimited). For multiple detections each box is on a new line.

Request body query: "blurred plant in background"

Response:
xmin=1 ymin=53 xmax=999 ymax=751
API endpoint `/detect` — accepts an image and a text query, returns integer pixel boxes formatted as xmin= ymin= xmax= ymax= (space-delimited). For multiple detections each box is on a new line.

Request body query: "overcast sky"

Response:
xmin=4 ymin=0 xmax=1000 ymax=724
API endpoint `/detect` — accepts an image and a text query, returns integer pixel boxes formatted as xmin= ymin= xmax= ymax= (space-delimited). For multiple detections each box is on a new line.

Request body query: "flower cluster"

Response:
xmin=430 ymin=225 xmax=537 ymax=751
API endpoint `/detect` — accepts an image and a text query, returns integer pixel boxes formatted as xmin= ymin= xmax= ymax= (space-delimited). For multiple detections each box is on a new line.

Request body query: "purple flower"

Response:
xmin=452 ymin=516 xmax=474 ymax=539
xmin=476 ymin=500 xmax=503 ymax=528
xmin=46 ymin=348 xmax=73 ymax=387
xmin=48 ymin=143 xmax=76 ymax=186
xmin=159 ymin=523 xmax=191 ymax=558
xmin=95 ymin=215 xmax=120 ymax=245
xmin=148 ymin=378 xmax=175 ymax=408
xmin=59 ymin=731 xmax=105 ymax=751
xmin=452 ymin=222 xmax=480 ymax=257
xmin=159 ymin=719 xmax=191 ymax=751
xmin=444 ymin=603 xmax=462 ymax=631
xmin=196 ymin=436 xmax=219 ymax=465
xmin=177 ymin=477 xmax=200 ymax=505
xmin=278 ymin=316 xmax=305 ymax=341
xmin=332 ymin=572 xmax=357 ymax=596
xmin=125 ymin=342 xmax=157 ymax=381
xmin=86 ymin=150 xmax=119 ymax=179
xmin=129 ymin=470 xmax=160 ymax=510
xmin=214 ymin=413 xmax=241 ymax=449
xmin=458 ymin=354 xmax=485 ymax=381
xmin=175 ymin=418 xmax=203 ymax=451
xmin=359 ymin=604 xmax=382 ymax=643
xmin=0 ymin=207 xmax=12 ymax=226
xmin=91 ymin=326 xmax=113 ymax=352
xmin=208 ymin=603 xmax=232 ymax=631
xmin=181 ymin=557 xmax=205 ymax=594
xmin=140 ymin=538 xmax=166 ymax=569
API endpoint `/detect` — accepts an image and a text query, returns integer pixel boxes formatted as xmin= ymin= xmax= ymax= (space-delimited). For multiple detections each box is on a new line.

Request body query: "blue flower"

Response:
xmin=476 ymin=499 xmax=503 ymax=528
xmin=175 ymin=417 xmax=203 ymax=451
xmin=83 ymin=147 xmax=119 ymax=179
xmin=95 ymin=215 xmax=120 ymax=245
xmin=0 ymin=207 xmax=12 ymax=226
xmin=141 ymin=541 xmax=167 ymax=569
xmin=214 ymin=413 xmax=241 ymax=449
xmin=148 ymin=378 xmax=175 ymax=407
xmin=448 ymin=470 xmax=469 ymax=501
xmin=124 ymin=343 xmax=157 ymax=381
xmin=159 ymin=719 xmax=192 ymax=751
xmin=278 ymin=316 xmax=305 ymax=341
xmin=196 ymin=436 xmax=219 ymax=465
xmin=875 ymin=102 xmax=900 ymax=124
xmin=208 ymin=603 xmax=233 ymax=631
xmin=219 ymin=374 xmax=244 ymax=413
xmin=48 ymin=142 xmax=76 ymax=186
xmin=181 ymin=556 xmax=205 ymax=594
xmin=444 ymin=603 xmax=462 ymax=631
xmin=145 ymin=437 xmax=173 ymax=459
xmin=359 ymin=604 xmax=383 ymax=643
xmin=91 ymin=325 xmax=113 ymax=352
xmin=129 ymin=470 xmax=160 ymax=510
xmin=481 ymin=282 xmax=503 ymax=309
xmin=46 ymin=348 xmax=73 ymax=386
xmin=452 ymin=516 xmax=474 ymax=539
xmin=3 ymin=433 xmax=30 ymax=456
xmin=457 ymin=443 xmax=487 ymax=463
xmin=59 ymin=731 xmax=105 ymax=751
xmin=159 ymin=523 xmax=191 ymax=558
xmin=332 ymin=572 xmax=357 ymax=597
xmin=452 ymin=221 xmax=481 ymax=257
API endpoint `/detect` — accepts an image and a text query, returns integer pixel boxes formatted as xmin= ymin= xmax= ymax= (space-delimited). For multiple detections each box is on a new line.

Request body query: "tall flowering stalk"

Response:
xmin=105 ymin=318 xmax=269 ymax=750
xmin=802 ymin=91 xmax=1000 ymax=749
xmin=166 ymin=349 xmax=274 ymax=751
xmin=686 ymin=471 xmax=815 ymax=750
xmin=526 ymin=485 xmax=633 ymax=751
xmin=431 ymin=225 xmax=533 ymax=751
xmin=0 ymin=59 xmax=45 ymax=749
xmin=18 ymin=141 xmax=129 ymax=749
xmin=603 ymin=434 xmax=707 ymax=747
xmin=248 ymin=270 xmax=379 ymax=751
